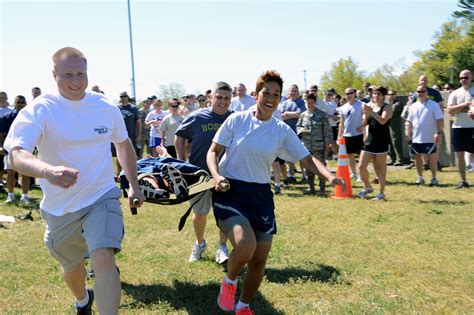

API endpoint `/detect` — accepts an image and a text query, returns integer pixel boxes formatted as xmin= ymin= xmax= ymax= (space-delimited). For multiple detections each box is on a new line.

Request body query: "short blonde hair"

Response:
xmin=52 ymin=47 xmax=87 ymax=67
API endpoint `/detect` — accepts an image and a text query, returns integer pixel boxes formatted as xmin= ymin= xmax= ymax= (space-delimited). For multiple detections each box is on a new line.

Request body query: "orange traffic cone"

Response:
xmin=332 ymin=137 xmax=353 ymax=198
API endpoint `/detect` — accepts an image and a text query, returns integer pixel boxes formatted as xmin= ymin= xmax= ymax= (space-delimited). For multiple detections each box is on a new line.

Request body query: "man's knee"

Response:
xmin=91 ymin=248 xmax=116 ymax=271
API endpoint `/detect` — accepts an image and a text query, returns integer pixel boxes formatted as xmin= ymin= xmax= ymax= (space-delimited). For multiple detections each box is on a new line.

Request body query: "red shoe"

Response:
xmin=236 ymin=306 xmax=255 ymax=315
xmin=217 ymin=280 xmax=237 ymax=312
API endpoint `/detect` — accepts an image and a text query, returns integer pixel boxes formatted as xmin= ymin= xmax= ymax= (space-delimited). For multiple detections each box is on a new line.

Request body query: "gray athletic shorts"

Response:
xmin=217 ymin=216 xmax=273 ymax=243
xmin=40 ymin=187 xmax=124 ymax=272
xmin=189 ymin=190 xmax=212 ymax=215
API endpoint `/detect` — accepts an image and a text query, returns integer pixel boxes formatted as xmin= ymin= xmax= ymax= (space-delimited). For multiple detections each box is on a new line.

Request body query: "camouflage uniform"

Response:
xmin=138 ymin=108 xmax=151 ymax=157
xmin=296 ymin=109 xmax=333 ymax=194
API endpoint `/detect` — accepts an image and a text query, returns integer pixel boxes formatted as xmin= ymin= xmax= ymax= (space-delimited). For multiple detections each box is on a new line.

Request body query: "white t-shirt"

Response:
xmin=322 ymin=99 xmax=338 ymax=127
xmin=339 ymin=100 xmax=364 ymax=136
xmin=447 ymin=86 xmax=474 ymax=128
xmin=213 ymin=111 xmax=309 ymax=184
xmin=230 ymin=95 xmax=256 ymax=112
xmin=145 ymin=110 xmax=168 ymax=138
xmin=248 ymin=104 xmax=282 ymax=121
xmin=407 ymin=99 xmax=444 ymax=143
xmin=4 ymin=92 xmax=128 ymax=215
xmin=159 ymin=114 xmax=185 ymax=146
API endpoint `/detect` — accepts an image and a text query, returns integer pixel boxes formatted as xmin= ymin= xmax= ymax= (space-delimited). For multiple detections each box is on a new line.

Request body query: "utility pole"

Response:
xmin=303 ymin=69 xmax=307 ymax=90
xmin=127 ymin=0 xmax=137 ymax=99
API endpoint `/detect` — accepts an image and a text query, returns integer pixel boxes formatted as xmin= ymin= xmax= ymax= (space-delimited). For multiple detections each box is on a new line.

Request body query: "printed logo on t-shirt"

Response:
xmin=94 ymin=126 xmax=109 ymax=134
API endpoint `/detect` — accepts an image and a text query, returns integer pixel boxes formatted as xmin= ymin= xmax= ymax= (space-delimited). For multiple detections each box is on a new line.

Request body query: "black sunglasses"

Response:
xmin=459 ymin=76 xmax=469 ymax=80
xmin=345 ymin=91 xmax=355 ymax=95
xmin=198 ymin=99 xmax=206 ymax=102
xmin=417 ymin=90 xmax=427 ymax=93
xmin=16 ymin=101 xmax=26 ymax=104
xmin=120 ymin=95 xmax=128 ymax=98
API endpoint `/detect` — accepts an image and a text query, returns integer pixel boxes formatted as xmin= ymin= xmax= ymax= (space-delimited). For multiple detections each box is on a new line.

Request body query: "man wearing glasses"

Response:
xmin=0 ymin=95 xmax=31 ymax=205
xmin=447 ymin=69 xmax=473 ymax=189
xmin=338 ymin=88 xmax=364 ymax=182
xmin=405 ymin=85 xmax=444 ymax=186
xmin=180 ymin=94 xmax=199 ymax=116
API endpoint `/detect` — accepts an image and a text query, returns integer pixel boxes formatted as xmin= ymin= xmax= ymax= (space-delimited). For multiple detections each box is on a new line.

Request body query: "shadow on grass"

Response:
xmin=418 ymin=199 xmax=469 ymax=206
xmin=266 ymin=264 xmax=350 ymax=285
xmin=122 ymin=280 xmax=283 ymax=314
xmin=388 ymin=180 xmax=452 ymax=188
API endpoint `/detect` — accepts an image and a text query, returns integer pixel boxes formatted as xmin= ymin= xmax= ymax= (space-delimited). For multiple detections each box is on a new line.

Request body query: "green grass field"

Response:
xmin=0 ymin=165 xmax=473 ymax=314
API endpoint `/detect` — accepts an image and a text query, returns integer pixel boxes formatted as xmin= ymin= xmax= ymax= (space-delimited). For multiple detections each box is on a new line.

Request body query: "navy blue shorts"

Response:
xmin=452 ymin=128 xmax=474 ymax=153
xmin=213 ymin=178 xmax=276 ymax=235
xmin=411 ymin=143 xmax=437 ymax=155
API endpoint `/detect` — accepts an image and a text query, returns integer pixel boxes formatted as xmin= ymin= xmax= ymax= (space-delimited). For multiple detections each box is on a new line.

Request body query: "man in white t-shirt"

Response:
xmin=447 ymin=69 xmax=474 ymax=189
xmin=338 ymin=88 xmax=364 ymax=181
xmin=3 ymin=47 xmax=144 ymax=314
xmin=229 ymin=83 xmax=256 ymax=112
xmin=405 ymin=84 xmax=444 ymax=186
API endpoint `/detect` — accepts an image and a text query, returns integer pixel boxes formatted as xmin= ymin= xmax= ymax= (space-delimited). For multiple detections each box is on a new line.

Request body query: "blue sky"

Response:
xmin=1 ymin=0 xmax=459 ymax=101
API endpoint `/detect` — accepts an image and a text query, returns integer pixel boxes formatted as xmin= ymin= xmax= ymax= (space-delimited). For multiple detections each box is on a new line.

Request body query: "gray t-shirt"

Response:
xmin=339 ymin=100 xmax=364 ymax=137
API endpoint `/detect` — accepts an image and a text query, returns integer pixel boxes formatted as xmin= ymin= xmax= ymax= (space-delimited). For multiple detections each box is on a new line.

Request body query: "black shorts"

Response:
xmin=411 ymin=143 xmax=437 ymax=155
xmin=452 ymin=128 xmax=474 ymax=153
xmin=362 ymin=143 xmax=390 ymax=154
xmin=345 ymin=135 xmax=363 ymax=154
xmin=0 ymin=155 xmax=4 ymax=171
xmin=274 ymin=157 xmax=285 ymax=165
xmin=213 ymin=178 xmax=276 ymax=235
xmin=331 ymin=126 xmax=338 ymax=141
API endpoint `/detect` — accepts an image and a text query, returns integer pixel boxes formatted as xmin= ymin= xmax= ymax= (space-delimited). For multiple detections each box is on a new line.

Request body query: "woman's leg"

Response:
xmin=358 ymin=151 xmax=372 ymax=188
xmin=373 ymin=153 xmax=387 ymax=194
xmin=226 ymin=223 xmax=257 ymax=281
xmin=239 ymin=241 xmax=272 ymax=304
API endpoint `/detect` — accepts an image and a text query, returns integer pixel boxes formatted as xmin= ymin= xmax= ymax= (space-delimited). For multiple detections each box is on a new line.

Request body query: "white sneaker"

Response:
xmin=415 ymin=177 xmax=425 ymax=185
xmin=372 ymin=193 xmax=385 ymax=201
xmin=189 ymin=240 xmax=207 ymax=262
xmin=357 ymin=187 xmax=374 ymax=199
xmin=356 ymin=176 xmax=363 ymax=183
xmin=20 ymin=196 xmax=31 ymax=206
xmin=5 ymin=194 xmax=16 ymax=204
xmin=215 ymin=246 xmax=230 ymax=265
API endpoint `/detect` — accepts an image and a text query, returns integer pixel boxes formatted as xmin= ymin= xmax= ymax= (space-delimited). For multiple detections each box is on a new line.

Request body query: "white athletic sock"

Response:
xmin=8 ymin=192 xmax=15 ymax=198
xmin=224 ymin=275 xmax=237 ymax=285
xmin=76 ymin=289 xmax=90 ymax=307
xmin=21 ymin=193 xmax=29 ymax=198
xmin=236 ymin=300 xmax=249 ymax=310
xmin=274 ymin=183 xmax=280 ymax=187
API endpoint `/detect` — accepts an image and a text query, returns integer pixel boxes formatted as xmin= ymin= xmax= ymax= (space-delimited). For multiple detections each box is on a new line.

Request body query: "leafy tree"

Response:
xmin=414 ymin=19 xmax=474 ymax=87
xmin=157 ymin=82 xmax=186 ymax=101
xmin=319 ymin=57 xmax=367 ymax=95
xmin=452 ymin=0 xmax=474 ymax=21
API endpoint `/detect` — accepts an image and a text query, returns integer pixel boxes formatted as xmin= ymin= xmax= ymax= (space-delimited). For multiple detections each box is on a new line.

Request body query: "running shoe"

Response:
xmin=5 ymin=194 xmax=15 ymax=204
xmin=161 ymin=165 xmax=189 ymax=198
xmin=189 ymin=240 xmax=207 ymax=262
xmin=429 ymin=178 xmax=439 ymax=187
xmin=75 ymin=289 xmax=94 ymax=315
xmin=357 ymin=187 xmax=374 ymax=199
xmin=20 ymin=196 xmax=31 ymax=206
xmin=217 ymin=280 xmax=237 ymax=312
xmin=236 ymin=306 xmax=255 ymax=315
xmin=215 ymin=246 xmax=230 ymax=265
xmin=274 ymin=185 xmax=281 ymax=195
xmin=415 ymin=177 xmax=425 ymax=185
xmin=303 ymin=188 xmax=316 ymax=195
xmin=350 ymin=174 xmax=358 ymax=181
xmin=455 ymin=180 xmax=470 ymax=189
xmin=372 ymin=193 xmax=385 ymax=201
